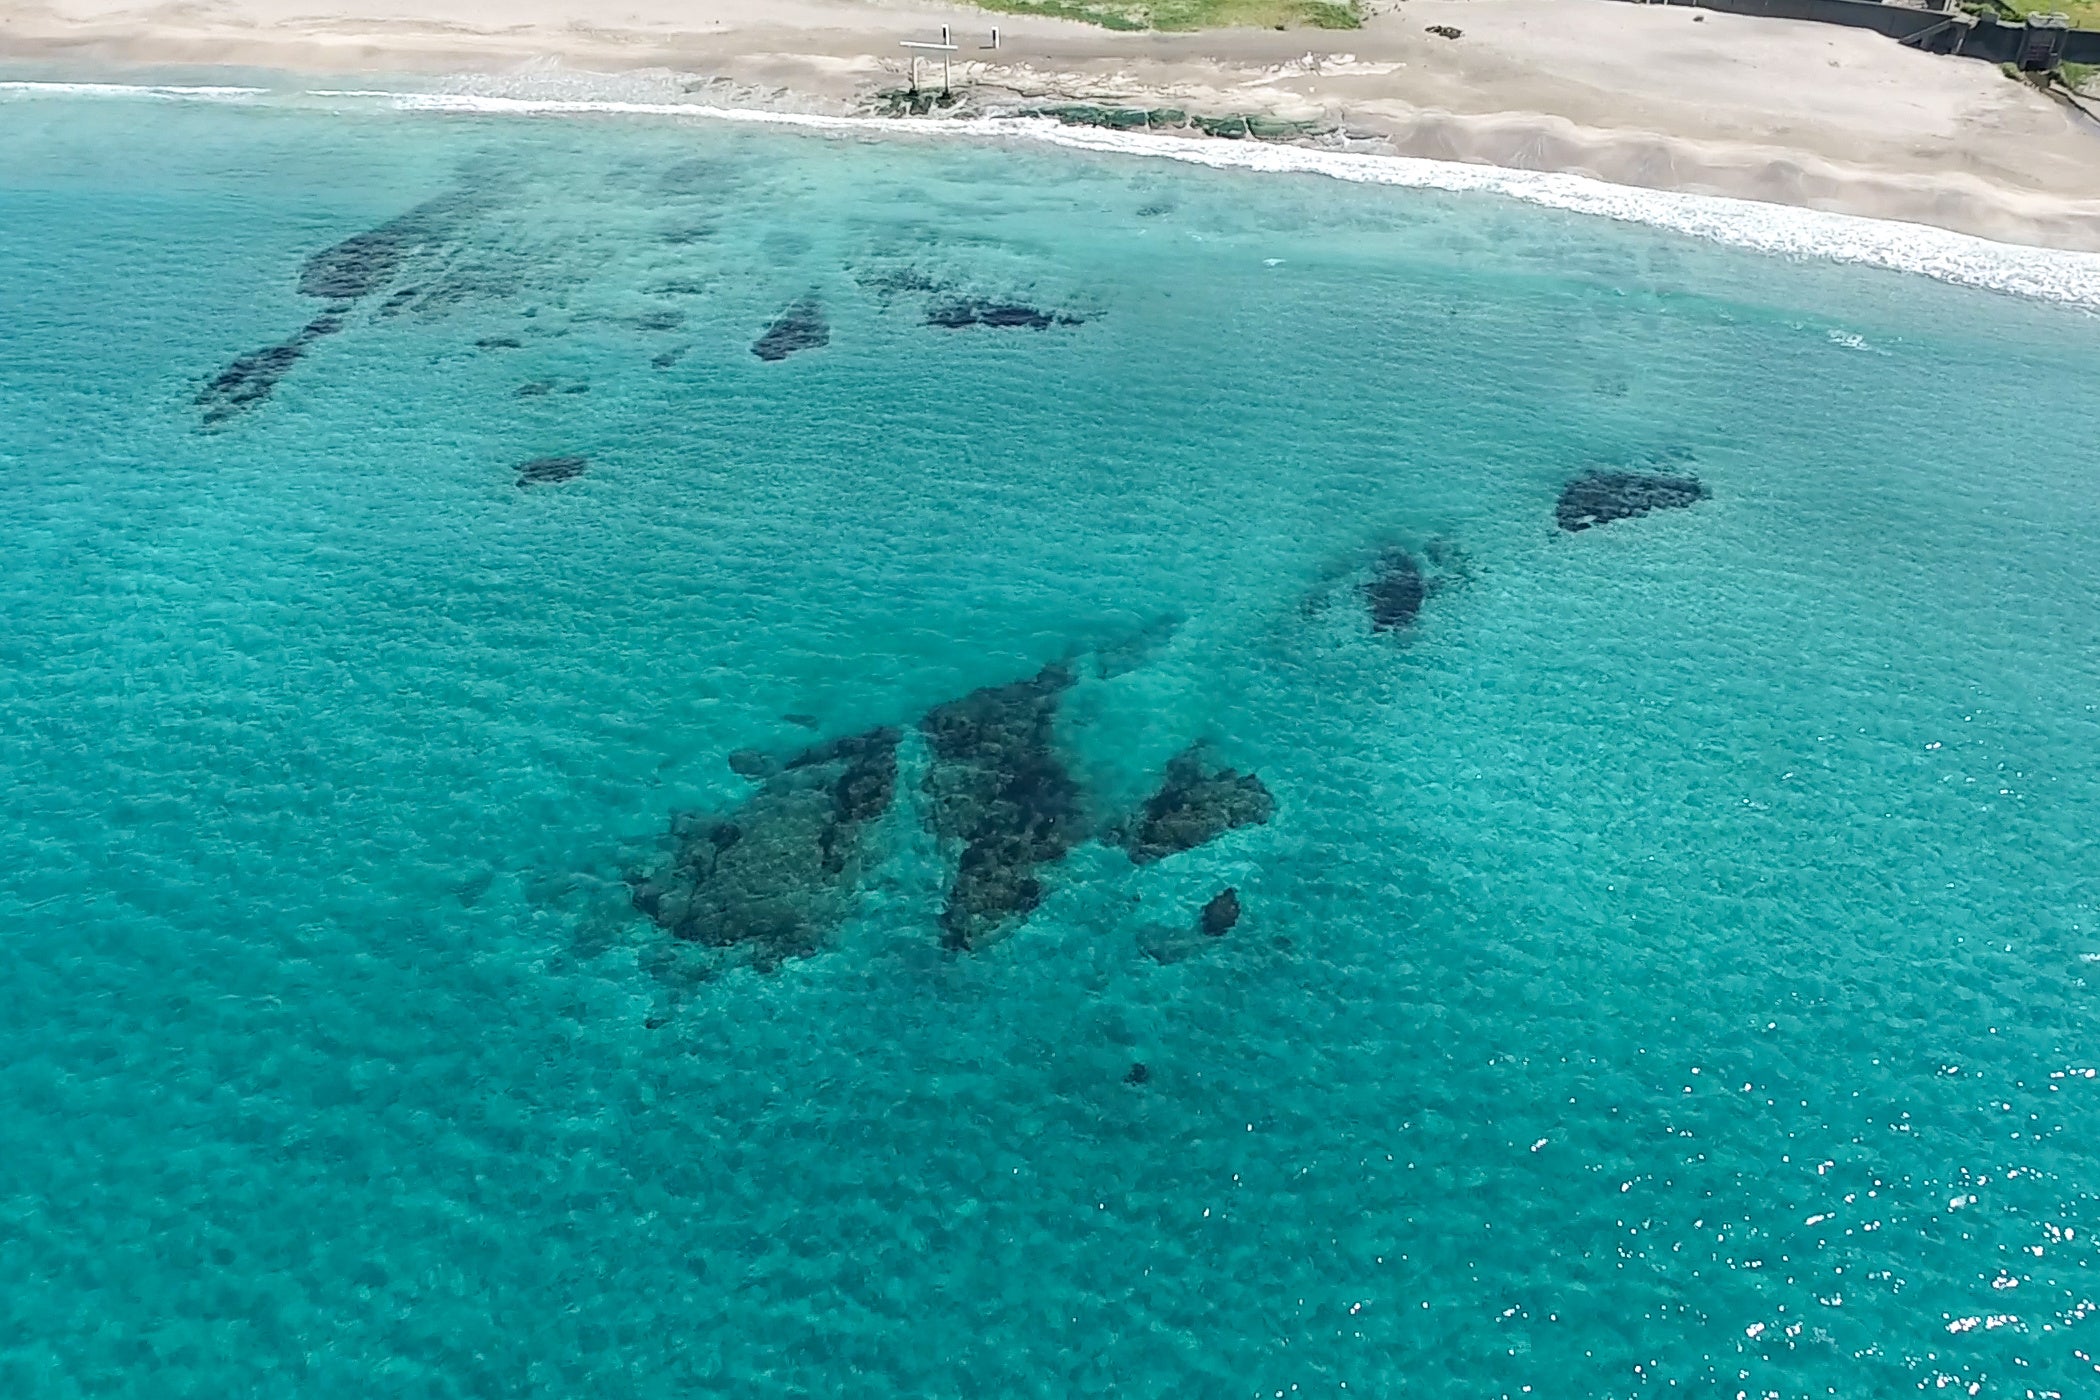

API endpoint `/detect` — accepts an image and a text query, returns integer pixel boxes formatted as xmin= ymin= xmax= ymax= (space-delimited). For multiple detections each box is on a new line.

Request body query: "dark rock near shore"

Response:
xmin=1363 ymin=548 xmax=1426 ymax=631
xmin=196 ymin=314 xmax=344 ymax=426
xmin=920 ymin=665 xmax=1083 ymax=950
xmin=1122 ymin=747 xmax=1275 ymax=865
xmin=1199 ymin=887 xmax=1241 ymax=936
xmin=752 ymin=297 xmax=829 ymax=361
xmin=515 ymin=455 xmax=587 ymax=487
xmin=628 ymin=725 xmax=901 ymax=968
xmin=1556 ymin=471 xmax=1707 ymax=532
xmin=925 ymin=300 xmax=1083 ymax=331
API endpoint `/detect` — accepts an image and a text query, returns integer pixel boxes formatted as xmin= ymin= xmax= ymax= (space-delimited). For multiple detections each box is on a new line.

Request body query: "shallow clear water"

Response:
xmin=4 ymin=91 xmax=2100 ymax=1398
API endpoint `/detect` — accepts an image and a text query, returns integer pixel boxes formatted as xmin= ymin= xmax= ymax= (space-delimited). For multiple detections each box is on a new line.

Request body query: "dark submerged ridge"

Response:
xmin=1121 ymin=747 xmax=1275 ymax=865
xmin=752 ymin=297 xmax=829 ymax=361
xmin=924 ymin=300 xmax=1082 ymax=331
xmin=1363 ymin=549 xmax=1426 ymax=631
xmin=628 ymin=726 xmax=900 ymax=969
xmin=195 ymin=314 xmax=343 ymax=426
xmin=516 ymin=455 xmax=588 ymax=487
xmin=298 ymin=199 xmax=458 ymax=301
xmin=919 ymin=666 xmax=1083 ymax=950
xmin=1556 ymin=471 xmax=1707 ymax=532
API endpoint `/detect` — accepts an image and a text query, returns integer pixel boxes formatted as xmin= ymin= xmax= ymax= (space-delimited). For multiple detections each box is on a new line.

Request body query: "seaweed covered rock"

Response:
xmin=1556 ymin=471 xmax=1707 ymax=532
xmin=196 ymin=313 xmax=343 ymax=426
xmin=299 ymin=198 xmax=459 ymax=301
xmin=1122 ymin=747 xmax=1275 ymax=865
xmin=920 ymin=666 xmax=1083 ymax=950
xmin=1363 ymin=548 xmax=1426 ymax=631
xmin=515 ymin=455 xmax=586 ymax=487
xmin=925 ymin=300 xmax=1082 ymax=331
xmin=628 ymin=726 xmax=900 ymax=968
xmin=752 ymin=297 xmax=829 ymax=361
xmin=1199 ymin=887 xmax=1241 ymax=936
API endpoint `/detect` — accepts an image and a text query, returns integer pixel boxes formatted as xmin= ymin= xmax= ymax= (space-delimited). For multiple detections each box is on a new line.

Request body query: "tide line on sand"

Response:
xmin=8 ymin=77 xmax=2100 ymax=309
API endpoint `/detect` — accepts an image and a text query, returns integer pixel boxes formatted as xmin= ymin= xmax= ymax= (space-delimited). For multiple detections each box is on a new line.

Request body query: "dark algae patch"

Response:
xmin=298 ymin=198 xmax=459 ymax=301
xmin=629 ymin=726 xmax=901 ymax=969
xmin=516 ymin=455 xmax=587 ymax=487
xmin=925 ymin=300 xmax=1084 ymax=330
xmin=920 ymin=665 xmax=1083 ymax=950
xmin=1121 ymin=746 xmax=1275 ymax=864
xmin=1556 ymin=471 xmax=1707 ymax=532
xmin=1199 ymin=887 xmax=1241 ymax=936
xmin=196 ymin=313 xmax=343 ymax=427
xmin=1363 ymin=548 xmax=1426 ymax=631
xmin=752 ymin=297 xmax=829 ymax=361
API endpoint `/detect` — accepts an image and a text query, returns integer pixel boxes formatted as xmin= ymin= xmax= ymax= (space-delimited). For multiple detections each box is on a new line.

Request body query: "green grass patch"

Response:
xmin=2061 ymin=60 xmax=2098 ymax=90
xmin=969 ymin=0 xmax=1363 ymax=32
xmin=1968 ymin=0 xmax=2100 ymax=29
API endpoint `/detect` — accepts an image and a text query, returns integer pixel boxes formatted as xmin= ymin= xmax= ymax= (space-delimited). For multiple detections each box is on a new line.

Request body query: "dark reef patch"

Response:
xmin=1556 ymin=471 xmax=1707 ymax=532
xmin=752 ymin=297 xmax=829 ymax=361
xmin=633 ymin=310 xmax=685 ymax=332
xmin=1120 ymin=747 xmax=1275 ymax=865
xmin=516 ymin=455 xmax=587 ymax=487
xmin=196 ymin=314 xmax=343 ymax=426
xmin=925 ymin=299 xmax=1083 ymax=331
xmin=1363 ymin=548 xmax=1426 ymax=631
xmin=1125 ymin=1062 xmax=1151 ymax=1085
xmin=476 ymin=336 xmax=524 ymax=350
xmin=628 ymin=726 xmax=901 ymax=968
xmin=1200 ymin=887 xmax=1241 ymax=937
xmin=515 ymin=380 xmax=554 ymax=397
xmin=920 ymin=666 xmax=1083 ymax=950
xmin=299 ymin=200 xmax=457 ymax=301
xmin=651 ymin=346 xmax=691 ymax=371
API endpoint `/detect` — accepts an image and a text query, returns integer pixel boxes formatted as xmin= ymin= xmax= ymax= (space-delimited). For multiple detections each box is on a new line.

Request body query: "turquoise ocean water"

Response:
xmin=4 ymin=83 xmax=2100 ymax=1397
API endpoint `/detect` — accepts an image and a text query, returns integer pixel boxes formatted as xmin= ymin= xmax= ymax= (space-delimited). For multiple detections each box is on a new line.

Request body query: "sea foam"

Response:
xmin=6 ymin=76 xmax=2100 ymax=308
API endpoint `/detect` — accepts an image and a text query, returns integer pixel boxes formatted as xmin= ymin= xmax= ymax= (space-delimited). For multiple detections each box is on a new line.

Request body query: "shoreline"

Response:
xmin=9 ymin=71 xmax=2100 ymax=308
xmin=4 ymin=0 xmax=2100 ymax=252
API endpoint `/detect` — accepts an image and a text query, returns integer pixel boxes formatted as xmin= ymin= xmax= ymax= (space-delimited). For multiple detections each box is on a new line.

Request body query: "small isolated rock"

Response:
xmin=1555 ymin=470 xmax=1707 ymax=532
xmin=752 ymin=296 xmax=829 ymax=361
xmin=1125 ymin=1061 xmax=1151 ymax=1085
xmin=1363 ymin=548 xmax=1426 ymax=632
xmin=516 ymin=455 xmax=587 ymax=487
xmin=726 ymin=748 xmax=776 ymax=780
xmin=1427 ymin=25 xmax=1463 ymax=40
xmin=1199 ymin=887 xmax=1241 ymax=937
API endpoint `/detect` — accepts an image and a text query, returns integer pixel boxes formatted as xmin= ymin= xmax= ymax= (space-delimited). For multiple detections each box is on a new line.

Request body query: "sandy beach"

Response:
xmin=4 ymin=0 xmax=2099 ymax=250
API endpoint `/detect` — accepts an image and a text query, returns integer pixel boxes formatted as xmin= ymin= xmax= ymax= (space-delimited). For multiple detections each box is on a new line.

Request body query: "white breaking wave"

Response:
xmin=350 ymin=91 xmax=2100 ymax=310
xmin=7 ymin=77 xmax=2100 ymax=308
xmin=0 ymin=80 xmax=267 ymax=99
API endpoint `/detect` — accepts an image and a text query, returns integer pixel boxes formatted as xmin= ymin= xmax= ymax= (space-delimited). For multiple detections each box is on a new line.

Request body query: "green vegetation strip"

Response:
xmin=969 ymin=0 xmax=1361 ymax=33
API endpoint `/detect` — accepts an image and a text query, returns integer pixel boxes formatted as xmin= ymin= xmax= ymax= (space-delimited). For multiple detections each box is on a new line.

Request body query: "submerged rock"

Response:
xmin=920 ymin=666 xmax=1083 ymax=950
xmin=1199 ymin=887 xmax=1241 ymax=936
xmin=516 ymin=455 xmax=587 ymax=487
xmin=1556 ymin=471 xmax=1707 ymax=532
xmin=752 ymin=297 xmax=829 ymax=361
xmin=299 ymin=199 xmax=457 ymax=301
xmin=1125 ymin=1061 xmax=1151 ymax=1085
xmin=1363 ymin=548 xmax=1426 ymax=632
xmin=629 ymin=725 xmax=901 ymax=968
xmin=925 ymin=299 xmax=1082 ymax=331
xmin=1122 ymin=747 xmax=1275 ymax=865
xmin=195 ymin=314 xmax=343 ymax=426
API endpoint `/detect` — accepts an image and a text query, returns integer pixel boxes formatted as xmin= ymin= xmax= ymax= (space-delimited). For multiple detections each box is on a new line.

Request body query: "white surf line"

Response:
xmin=353 ymin=91 xmax=2100 ymax=311
xmin=9 ymin=77 xmax=2099 ymax=309
xmin=0 ymin=80 xmax=267 ymax=98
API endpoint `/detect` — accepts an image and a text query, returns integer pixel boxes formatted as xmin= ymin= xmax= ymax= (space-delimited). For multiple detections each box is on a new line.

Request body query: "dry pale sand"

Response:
xmin=5 ymin=0 xmax=2100 ymax=249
